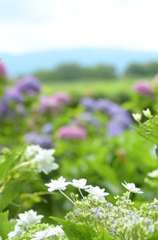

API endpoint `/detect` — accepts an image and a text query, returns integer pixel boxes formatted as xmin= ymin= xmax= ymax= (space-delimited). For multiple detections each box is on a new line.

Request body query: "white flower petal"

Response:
xmin=85 ymin=185 xmax=109 ymax=202
xmin=17 ymin=210 xmax=43 ymax=228
xmin=45 ymin=176 xmax=70 ymax=192
xmin=122 ymin=181 xmax=143 ymax=194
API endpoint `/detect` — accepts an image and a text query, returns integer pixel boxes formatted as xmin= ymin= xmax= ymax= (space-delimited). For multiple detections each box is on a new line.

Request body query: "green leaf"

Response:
xmin=0 ymin=211 xmax=16 ymax=239
xmin=51 ymin=217 xmax=98 ymax=240
xmin=0 ymin=179 xmax=27 ymax=212
xmin=132 ymin=125 xmax=158 ymax=145
xmin=0 ymin=150 xmax=23 ymax=185
xmin=94 ymin=227 xmax=113 ymax=240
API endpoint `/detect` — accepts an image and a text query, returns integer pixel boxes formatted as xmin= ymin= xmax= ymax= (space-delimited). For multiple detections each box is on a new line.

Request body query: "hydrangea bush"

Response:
xmin=1 ymin=109 xmax=158 ymax=239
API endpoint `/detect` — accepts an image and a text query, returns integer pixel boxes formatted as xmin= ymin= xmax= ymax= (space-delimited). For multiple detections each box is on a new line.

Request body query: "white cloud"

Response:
xmin=0 ymin=0 xmax=158 ymax=54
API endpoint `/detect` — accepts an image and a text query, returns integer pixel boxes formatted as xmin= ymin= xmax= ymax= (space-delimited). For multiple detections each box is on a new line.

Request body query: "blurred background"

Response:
xmin=1 ymin=0 xmax=158 ymax=78
xmin=1 ymin=0 xmax=158 ymax=222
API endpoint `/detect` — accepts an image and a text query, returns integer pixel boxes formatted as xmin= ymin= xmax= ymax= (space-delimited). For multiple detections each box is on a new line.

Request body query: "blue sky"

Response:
xmin=0 ymin=0 xmax=158 ymax=54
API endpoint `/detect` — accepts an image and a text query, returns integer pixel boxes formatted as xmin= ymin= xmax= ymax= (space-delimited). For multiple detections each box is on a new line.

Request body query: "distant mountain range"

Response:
xmin=1 ymin=48 xmax=158 ymax=77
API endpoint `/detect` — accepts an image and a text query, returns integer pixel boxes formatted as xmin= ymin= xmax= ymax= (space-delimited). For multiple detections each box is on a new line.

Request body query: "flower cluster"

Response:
xmin=39 ymin=92 xmax=71 ymax=113
xmin=7 ymin=210 xmax=64 ymax=239
xmin=45 ymin=176 xmax=109 ymax=204
xmin=8 ymin=210 xmax=44 ymax=239
xmin=79 ymin=97 xmax=133 ymax=137
xmin=133 ymin=80 xmax=153 ymax=98
xmin=132 ymin=108 xmax=152 ymax=124
xmin=57 ymin=126 xmax=87 ymax=140
xmin=24 ymin=145 xmax=58 ymax=175
xmin=24 ymin=132 xmax=53 ymax=149
xmin=0 ymin=62 xmax=7 ymax=77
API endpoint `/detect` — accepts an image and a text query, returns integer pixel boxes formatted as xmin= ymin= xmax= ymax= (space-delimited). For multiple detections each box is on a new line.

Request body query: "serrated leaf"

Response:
xmin=51 ymin=217 xmax=98 ymax=240
xmin=132 ymin=125 xmax=158 ymax=145
xmin=0 ymin=211 xmax=16 ymax=239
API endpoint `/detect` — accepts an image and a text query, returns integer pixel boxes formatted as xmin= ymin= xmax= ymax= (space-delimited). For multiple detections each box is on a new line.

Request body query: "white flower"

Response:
xmin=70 ymin=178 xmax=90 ymax=189
xmin=33 ymin=149 xmax=58 ymax=174
xmin=8 ymin=224 xmax=22 ymax=239
xmin=32 ymin=226 xmax=64 ymax=240
xmin=45 ymin=176 xmax=70 ymax=192
xmin=143 ymin=108 xmax=152 ymax=118
xmin=85 ymin=186 xmax=109 ymax=202
xmin=122 ymin=181 xmax=143 ymax=194
xmin=0 ymin=237 xmax=2 ymax=240
xmin=31 ymin=228 xmax=50 ymax=240
xmin=25 ymin=145 xmax=42 ymax=158
xmin=147 ymin=169 xmax=158 ymax=178
xmin=132 ymin=113 xmax=142 ymax=123
xmin=17 ymin=210 xmax=43 ymax=228
xmin=48 ymin=225 xmax=64 ymax=237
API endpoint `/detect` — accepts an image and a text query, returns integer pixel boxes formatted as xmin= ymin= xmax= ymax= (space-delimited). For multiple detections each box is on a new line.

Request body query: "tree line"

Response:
xmin=34 ymin=62 xmax=158 ymax=82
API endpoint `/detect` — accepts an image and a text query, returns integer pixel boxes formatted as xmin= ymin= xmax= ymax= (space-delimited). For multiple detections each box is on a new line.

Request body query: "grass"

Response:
xmin=42 ymin=77 xmax=152 ymax=97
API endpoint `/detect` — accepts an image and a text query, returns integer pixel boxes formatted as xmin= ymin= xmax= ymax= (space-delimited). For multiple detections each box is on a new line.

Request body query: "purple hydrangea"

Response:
xmin=57 ymin=126 xmax=87 ymax=140
xmin=72 ymin=112 xmax=101 ymax=127
xmin=133 ymin=80 xmax=153 ymax=97
xmin=79 ymin=97 xmax=95 ymax=111
xmin=106 ymin=121 xmax=125 ymax=136
xmin=0 ymin=102 xmax=7 ymax=120
xmin=0 ymin=62 xmax=7 ymax=77
xmin=16 ymin=76 xmax=41 ymax=95
xmin=106 ymin=111 xmax=133 ymax=137
xmin=4 ymin=87 xmax=24 ymax=104
xmin=94 ymin=99 xmax=123 ymax=117
xmin=41 ymin=123 xmax=53 ymax=134
xmin=24 ymin=132 xmax=53 ymax=149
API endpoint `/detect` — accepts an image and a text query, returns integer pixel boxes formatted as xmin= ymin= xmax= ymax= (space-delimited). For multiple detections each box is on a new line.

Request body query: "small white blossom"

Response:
xmin=85 ymin=186 xmax=109 ymax=202
xmin=33 ymin=149 xmax=58 ymax=174
xmin=45 ymin=176 xmax=70 ymax=192
xmin=132 ymin=113 xmax=142 ymax=123
xmin=17 ymin=210 xmax=43 ymax=228
xmin=70 ymin=178 xmax=90 ymax=189
xmin=25 ymin=145 xmax=42 ymax=158
xmin=143 ymin=108 xmax=152 ymax=118
xmin=32 ymin=226 xmax=64 ymax=240
xmin=31 ymin=228 xmax=50 ymax=240
xmin=147 ymin=169 xmax=158 ymax=178
xmin=48 ymin=225 xmax=64 ymax=237
xmin=8 ymin=225 xmax=22 ymax=239
xmin=25 ymin=146 xmax=57 ymax=175
xmin=122 ymin=181 xmax=143 ymax=194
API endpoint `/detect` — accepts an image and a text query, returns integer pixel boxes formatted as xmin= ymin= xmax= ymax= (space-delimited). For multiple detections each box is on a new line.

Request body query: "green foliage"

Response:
xmin=132 ymin=114 xmax=158 ymax=145
xmin=0 ymin=179 xmax=28 ymax=212
xmin=35 ymin=63 xmax=117 ymax=82
xmin=0 ymin=211 xmax=16 ymax=239
xmin=52 ymin=217 xmax=98 ymax=240
xmin=125 ymin=62 xmax=158 ymax=77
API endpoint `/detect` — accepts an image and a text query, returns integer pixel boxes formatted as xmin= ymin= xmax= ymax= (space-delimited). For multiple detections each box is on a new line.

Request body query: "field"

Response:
xmin=1 ymin=73 xmax=158 ymax=239
xmin=42 ymin=77 xmax=142 ymax=95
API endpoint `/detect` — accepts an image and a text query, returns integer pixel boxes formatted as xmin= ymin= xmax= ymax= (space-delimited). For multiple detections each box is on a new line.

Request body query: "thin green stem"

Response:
xmin=59 ymin=190 xmax=76 ymax=205
xmin=79 ymin=188 xmax=84 ymax=198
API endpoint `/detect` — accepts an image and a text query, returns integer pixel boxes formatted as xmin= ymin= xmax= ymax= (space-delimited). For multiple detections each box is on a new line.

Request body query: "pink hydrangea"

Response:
xmin=152 ymin=74 xmax=158 ymax=87
xmin=40 ymin=92 xmax=71 ymax=113
xmin=52 ymin=92 xmax=71 ymax=104
xmin=57 ymin=126 xmax=87 ymax=140
xmin=133 ymin=80 xmax=153 ymax=97
xmin=0 ymin=62 xmax=7 ymax=77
